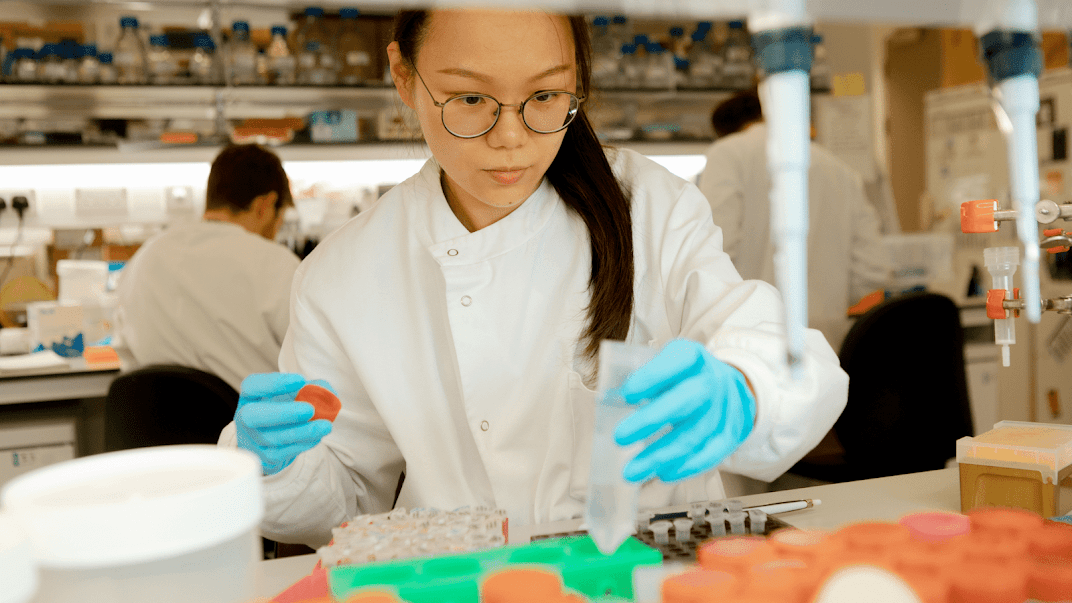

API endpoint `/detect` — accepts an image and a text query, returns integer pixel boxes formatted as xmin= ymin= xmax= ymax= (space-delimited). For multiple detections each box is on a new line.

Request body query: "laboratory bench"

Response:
xmin=252 ymin=467 xmax=960 ymax=599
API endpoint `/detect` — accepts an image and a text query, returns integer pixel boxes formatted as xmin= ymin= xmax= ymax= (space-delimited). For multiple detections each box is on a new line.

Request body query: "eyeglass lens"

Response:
xmin=442 ymin=92 xmax=579 ymax=137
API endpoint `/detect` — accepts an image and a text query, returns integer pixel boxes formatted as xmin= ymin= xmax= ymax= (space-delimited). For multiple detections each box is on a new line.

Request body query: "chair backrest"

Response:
xmin=104 ymin=364 xmax=239 ymax=452
xmin=833 ymin=292 xmax=974 ymax=479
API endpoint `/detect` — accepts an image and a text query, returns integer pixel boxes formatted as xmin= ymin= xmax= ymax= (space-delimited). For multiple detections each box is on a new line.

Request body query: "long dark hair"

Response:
xmin=394 ymin=11 xmax=634 ymax=364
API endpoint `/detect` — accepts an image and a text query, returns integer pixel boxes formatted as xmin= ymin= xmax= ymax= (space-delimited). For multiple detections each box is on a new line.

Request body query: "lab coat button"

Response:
xmin=447 ymin=249 xmax=459 ymax=256
xmin=461 ymin=295 xmax=472 ymax=306
xmin=480 ymin=420 xmax=489 ymax=431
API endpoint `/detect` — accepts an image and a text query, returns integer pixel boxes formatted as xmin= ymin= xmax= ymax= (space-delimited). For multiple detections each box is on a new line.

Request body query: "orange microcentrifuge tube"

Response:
xmin=831 ymin=522 xmax=910 ymax=569
xmin=481 ymin=568 xmax=563 ymax=603
xmin=899 ymin=512 xmax=971 ymax=545
xmin=948 ymin=559 xmax=1030 ymax=603
xmin=1029 ymin=522 xmax=1072 ymax=564
xmin=966 ymin=507 xmax=1044 ymax=538
xmin=744 ymin=559 xmax=815 ymax=603
xmin=961 ymin=531 xmax=1029 ymax=565
xmin=894 ymin=544 xmax=964 ymax=578
xmin=696 ymin=535 xmax=776 ymax=574
xmin=1029 ymin=559 xmax=1072 ymax=603
xmin=661 ymin=568 xmax=739 ymax=603
xmin=296 ymin=383 xmax=342 ymax=422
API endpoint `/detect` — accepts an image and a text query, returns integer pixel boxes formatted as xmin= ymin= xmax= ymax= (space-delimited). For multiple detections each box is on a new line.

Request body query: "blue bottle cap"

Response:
xmin=305 ymin=6 xmax=324 ymax=17
xmin=593 ymin=16 xmax=609 ymax=26
xmin=98 ymin=52 xmax=113 ymax=64
xmin=149 ymin=35 xmax=168 ymax=46
xmin=634 ymin=34 xmax=649 ymax=45
xmin=612 ymin=15 xmax=627 ymax=24
xmin=620 ymin=43 xmax=636 ymax=55
xmin=697 ymin=21 xmax=713 ymax=30
xmin=647 ymin=42 xmax=665 ymax=54
xmin=232 ymin=21 xmax=250 ymax=33
xmin=36 ymin=44 xmax=57 ymax=59
xmin=691 ymin=30 xmax=707 ymax=42
xmin=339 ymin=8 xmax=359 ymax=19
xmin=674 ymin=57 xmax=690 ymax=69
xmin=271 ymin=25 xmax=288 ymax=36
xmin=83 ymin=43 xmax=98 ymax=57
xmin=729 ymin=20 xmax=745 ymax=29
xmin=120 ymin=16 xmax=139 ymax=28
xmin=13 ymin=48 xmax=34 ymax=59
xmin=194 ymin=34 xmax=215 ymax=50
xmin=670 ymin=27 xmax=684 ymax=38
xmin=108 ymin=261 xmax=126 ymax=271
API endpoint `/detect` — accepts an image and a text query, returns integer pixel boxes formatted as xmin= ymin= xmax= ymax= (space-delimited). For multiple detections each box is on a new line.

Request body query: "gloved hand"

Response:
xmin=235 ymin=373 xmax=334 ymax=476
xmin=614 ymin=339 xmax=756 ymax=483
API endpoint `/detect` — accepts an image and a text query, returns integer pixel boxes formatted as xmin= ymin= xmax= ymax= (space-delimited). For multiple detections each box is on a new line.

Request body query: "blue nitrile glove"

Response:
xmin=235 ymin=372 xmax=334 ymax=476
xmin=614 ymin=339 xmax=757 ymax=483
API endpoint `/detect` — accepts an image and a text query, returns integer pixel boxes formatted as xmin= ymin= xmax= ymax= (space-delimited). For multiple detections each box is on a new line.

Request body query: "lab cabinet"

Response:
xmin=0 ymin=418 xmax=76 ymax=488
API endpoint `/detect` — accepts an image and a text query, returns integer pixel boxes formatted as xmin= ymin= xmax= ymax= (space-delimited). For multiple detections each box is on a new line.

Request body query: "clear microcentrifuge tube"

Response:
xmin=747 ymin=509 xmax=767 ymax=535
xmin=585 ymin=340 xmax=658 ymax=555
xmin=726 ymin=500 xmax=743 ymax=513
xmin=673 ymin=518 xmax=694 ymax=544
xmin=708 ymin=513 xmax=727 ymax=537
xmin=689 ymin=502 xmax=706 ymax=521
xmin=727 ymin=511 xmax=747 ymax=535
xmin=650 ymin=520 xmax=672 ymax=545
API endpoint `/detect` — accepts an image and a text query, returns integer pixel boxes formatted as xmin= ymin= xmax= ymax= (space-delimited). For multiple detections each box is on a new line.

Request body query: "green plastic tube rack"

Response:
xmin=328 ymin=534 xmax=662 ymax=602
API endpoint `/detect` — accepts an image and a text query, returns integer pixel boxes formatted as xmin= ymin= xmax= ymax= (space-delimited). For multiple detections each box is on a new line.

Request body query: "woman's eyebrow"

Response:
xmin=435 ymin=64 xmax=573 ymax=84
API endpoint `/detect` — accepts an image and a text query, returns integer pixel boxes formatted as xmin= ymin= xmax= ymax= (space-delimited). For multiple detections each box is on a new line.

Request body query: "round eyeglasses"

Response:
xmin=413 ymin=68 xmax=584 ymax=139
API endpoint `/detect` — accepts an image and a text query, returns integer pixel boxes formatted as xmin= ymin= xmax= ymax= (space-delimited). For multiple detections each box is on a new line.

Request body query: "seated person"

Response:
xmin=115 ymin=144 xmax=300 ymax=391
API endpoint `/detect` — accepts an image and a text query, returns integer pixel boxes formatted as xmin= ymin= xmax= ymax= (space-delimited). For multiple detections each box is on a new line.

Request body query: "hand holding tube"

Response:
xmin=235 ymin=373 xmax=335 ymax=476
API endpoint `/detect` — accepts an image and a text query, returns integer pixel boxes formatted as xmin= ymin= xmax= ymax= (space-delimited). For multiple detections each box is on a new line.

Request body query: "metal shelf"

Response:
xmin=0 ymin=84 xmax=400 ymax=120
xmin=0 ymin=140 xmax=709 ymax=166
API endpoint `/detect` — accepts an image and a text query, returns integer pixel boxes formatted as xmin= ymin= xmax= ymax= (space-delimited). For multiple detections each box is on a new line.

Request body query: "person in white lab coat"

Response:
xmin=699 ymin=89 xmax=891 ymax=349
xmin=116 ymin=144 xmax=300 ymax=392
xmin=218 ymin=10 xmax=849 ymax=547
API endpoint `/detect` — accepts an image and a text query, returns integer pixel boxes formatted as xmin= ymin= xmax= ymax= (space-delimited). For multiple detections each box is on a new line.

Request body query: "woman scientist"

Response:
xmin=219 ymin=9 xmax=848 ymax=547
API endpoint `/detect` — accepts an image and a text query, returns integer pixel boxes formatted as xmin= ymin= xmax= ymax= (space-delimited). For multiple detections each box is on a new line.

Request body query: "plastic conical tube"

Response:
xmin=585 ymin=341 xmax=657 ymax=555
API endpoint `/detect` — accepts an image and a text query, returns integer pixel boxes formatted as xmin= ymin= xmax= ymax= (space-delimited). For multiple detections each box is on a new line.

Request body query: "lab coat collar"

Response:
xmin=413 ymin=158 xmax=559 ymax=266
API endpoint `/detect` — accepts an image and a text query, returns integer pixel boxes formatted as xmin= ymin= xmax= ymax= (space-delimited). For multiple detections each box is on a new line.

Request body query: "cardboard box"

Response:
xmin=26 ymin=302 xmax=83 ymax=358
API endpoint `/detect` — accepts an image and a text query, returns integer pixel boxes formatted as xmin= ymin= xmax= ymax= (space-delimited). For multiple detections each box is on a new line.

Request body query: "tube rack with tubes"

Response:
xmin=961 ymin=198 xmax=1072 ymax=366
xmin=316 ymin=506 xmax=508 ymax=568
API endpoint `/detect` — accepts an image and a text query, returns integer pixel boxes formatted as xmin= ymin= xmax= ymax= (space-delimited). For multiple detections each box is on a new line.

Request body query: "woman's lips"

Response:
xmin=486 ymin=168 xmax=526 ymax=185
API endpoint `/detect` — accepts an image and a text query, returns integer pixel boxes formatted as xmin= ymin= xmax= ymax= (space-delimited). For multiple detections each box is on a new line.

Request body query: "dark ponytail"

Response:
xmin=393 ymin=12 xmax=634 ymax=364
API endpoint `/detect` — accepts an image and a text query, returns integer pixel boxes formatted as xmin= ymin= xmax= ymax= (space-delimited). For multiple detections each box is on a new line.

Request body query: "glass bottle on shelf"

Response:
xmin=77 ymin=43 xmax=100 ymax=84
xmin=37 ymin=44 xmax=65 ymax=84
xmin=60 ymin=41 xmax=80 ymax=83
xmin=148 ymin=35 xmax=179 ymax=84
xmin=98 ymin=52 xmax=118 ymax=84
xmin=12 ymin=48 xmax=37 ymax=82
xmin=229 ymin=21 xmax=258 ymax=85
xmin=668 ymin=26 xmax=687 ymax=60
xmin=811 ymin=33 xmax=831 ymax=90
xmin=114 ymin=16 xmax=148 ymax=84
xmin=687 ymin=26 xmax=720 ymax=88
xmin=617 ymin=43 xmax=640 ymax=89
xmin=591 ymin=16 xmax=618 ymax=89
xmin=266 ymin=25 xmax=296 ymax=85
xmin=336 ymin=8 xmax=370 ymax=86
xmin=609 ymin=15 xmax=630 ymax=50
xmin=643 ymin=43 xmax=674 ymax=89
xmin=296 ymin=6 xmax=336 ymax=85
xmin=721 ymin=20 xmax=754 ymax=89
xmin=189 ymin=34 xmax=220 ymax=85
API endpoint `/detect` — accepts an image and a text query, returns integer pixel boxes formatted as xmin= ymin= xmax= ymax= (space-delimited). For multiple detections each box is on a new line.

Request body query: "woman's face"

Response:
xmin=388 ymin=10 xmax=576 ymax=229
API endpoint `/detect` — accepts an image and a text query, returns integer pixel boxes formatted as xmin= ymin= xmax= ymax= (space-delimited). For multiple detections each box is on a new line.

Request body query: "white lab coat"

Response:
xmin=698 ymin=123 xmax=891 ymax=349
xmin=116 ymin=220 xmax=300 ymax=392
xmin=219 ymin=148 xmax=848 ymax=547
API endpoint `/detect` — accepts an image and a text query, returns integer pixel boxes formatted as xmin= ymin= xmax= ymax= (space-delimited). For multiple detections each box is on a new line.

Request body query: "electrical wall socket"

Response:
xmin=0 ymin=189 xmax=36 ymax=222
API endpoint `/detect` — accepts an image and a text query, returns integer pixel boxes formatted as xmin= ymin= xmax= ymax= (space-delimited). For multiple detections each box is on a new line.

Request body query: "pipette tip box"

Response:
xmin=956 ymin=420 xmax=1072 ymax=517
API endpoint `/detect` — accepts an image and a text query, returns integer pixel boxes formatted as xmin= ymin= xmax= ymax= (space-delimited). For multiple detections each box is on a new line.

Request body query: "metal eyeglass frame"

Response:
xmin=411 ymin=67 xmax=585 ymax=139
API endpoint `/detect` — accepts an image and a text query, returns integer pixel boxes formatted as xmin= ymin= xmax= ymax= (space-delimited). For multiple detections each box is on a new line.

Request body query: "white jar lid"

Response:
xmin=1 ymin=445 xmax=263 ymax=569
xmin=0 ymin=512 xmax=37 ymax=603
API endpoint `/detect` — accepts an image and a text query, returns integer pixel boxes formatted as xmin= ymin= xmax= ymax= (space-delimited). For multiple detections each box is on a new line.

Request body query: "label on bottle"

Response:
xmin=299 ymin=53 xmax=317 ymax=69
xmin=115 ymin=51 xmax=137 ymax=66
xmin=346 ymin=51 xmax=370 ymax=66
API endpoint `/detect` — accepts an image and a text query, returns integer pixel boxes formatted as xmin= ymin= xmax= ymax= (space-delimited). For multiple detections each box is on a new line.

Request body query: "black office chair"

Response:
xmin=104 ymin=364 xmax=239 ymax=452
xmin=790 ymin=292 xmax=974 ymax=483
